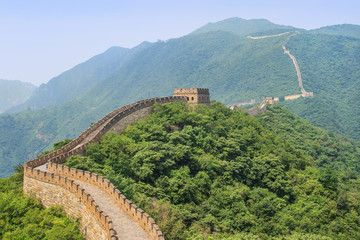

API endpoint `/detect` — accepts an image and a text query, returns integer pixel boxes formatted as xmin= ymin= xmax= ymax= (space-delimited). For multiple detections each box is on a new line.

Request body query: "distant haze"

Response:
xmin=1 ymin=0 xmax=359 ymax=85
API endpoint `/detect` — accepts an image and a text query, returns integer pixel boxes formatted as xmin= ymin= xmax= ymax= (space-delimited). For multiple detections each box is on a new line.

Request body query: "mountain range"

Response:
xmin=0 ymin=79 xmax=36 ymax=113
xmin=0 ymin=17 xmax=360 ymax=178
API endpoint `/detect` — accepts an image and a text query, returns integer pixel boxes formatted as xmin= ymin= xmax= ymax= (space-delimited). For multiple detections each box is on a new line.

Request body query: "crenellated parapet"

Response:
xmin=23 ymin=94 xmax=189 ymax=240
xmin=24 ymin=167 xmax=116 ymax=240
xmin=47 ymin=162 xmax=164 ymax=240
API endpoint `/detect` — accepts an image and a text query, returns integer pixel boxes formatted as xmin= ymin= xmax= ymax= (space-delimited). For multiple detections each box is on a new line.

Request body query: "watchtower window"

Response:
xmin=191 ymin=97 xmax=194 ymax=100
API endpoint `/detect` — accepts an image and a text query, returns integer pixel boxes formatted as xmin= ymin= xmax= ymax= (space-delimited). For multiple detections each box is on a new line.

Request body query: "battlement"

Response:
xmin=173 ymin=88 xmax=210 ymax=106
xmin=23 ymin=95 xmax=187 ymax=240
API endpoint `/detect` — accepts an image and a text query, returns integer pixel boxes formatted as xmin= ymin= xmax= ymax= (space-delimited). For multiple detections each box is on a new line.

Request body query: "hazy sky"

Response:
xmin=1 ymin=0 xmax=359 ymax=86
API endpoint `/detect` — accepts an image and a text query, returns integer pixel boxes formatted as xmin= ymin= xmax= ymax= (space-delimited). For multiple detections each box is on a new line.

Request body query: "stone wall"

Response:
xmin=24 ymin=96 xmax=186 ymax=168
xmin=47 ymin=162 xmax=163 ymax=240
xmin=24 ymin=176 xmax=108 ymax=240
xmin=105 ymin=106 xmax=153 ymax=135
xmin=284 ymin=94 xmax=303 ymax=101
xmin=23 ymin=95 xmax=187 ymax=240
xmin=23 ymin=169 xmax=114 ymax=240
xmin=245 ymin=98 xmax=270 ymax=116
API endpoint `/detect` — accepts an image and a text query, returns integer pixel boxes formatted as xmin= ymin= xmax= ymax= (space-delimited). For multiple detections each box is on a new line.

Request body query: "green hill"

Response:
xmin=282 ymin=33 xmax=360 ymax=139
xmin=77 ymin=30 xmax=298 ymax=107
xmin=0 ymin=79 xmax=36 ymax=113
xmin=7 ymin=42 xmax=151 ymax=113
xmin=1 ymin=18 xmax=360 ymax=177
xmin=309 ymin=24 xmax=360 ymax=39
xmin=63 ymin=102 xmax=360 ymax=239
xmin=0 ymin=170 xmax=83 ymax=239
xmin=190 ymin=17 xmax=298 ymax=37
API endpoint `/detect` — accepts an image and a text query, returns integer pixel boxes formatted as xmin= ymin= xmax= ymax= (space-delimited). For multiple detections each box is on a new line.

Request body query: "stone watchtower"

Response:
xmin=173 ymin=88 xmax=210 ymax=106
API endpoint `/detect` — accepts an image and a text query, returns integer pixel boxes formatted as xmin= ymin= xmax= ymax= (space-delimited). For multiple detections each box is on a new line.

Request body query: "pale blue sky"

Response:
xmin=1 ymin=0 xmax=359 ymax=85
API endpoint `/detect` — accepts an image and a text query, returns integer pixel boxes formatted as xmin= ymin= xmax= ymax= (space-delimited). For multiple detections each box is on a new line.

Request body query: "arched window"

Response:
xmin=191 ymin=97 xmax=194 ymax=100
xmin=187 ymin=97 xmax=189 ymax=100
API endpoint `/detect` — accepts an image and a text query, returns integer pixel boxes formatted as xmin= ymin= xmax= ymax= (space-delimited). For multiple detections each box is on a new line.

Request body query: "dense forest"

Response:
xmin=0 ymin=168 xmax=83 ymax=239
xmin=61 ymin=101 xmax=360 ymax=239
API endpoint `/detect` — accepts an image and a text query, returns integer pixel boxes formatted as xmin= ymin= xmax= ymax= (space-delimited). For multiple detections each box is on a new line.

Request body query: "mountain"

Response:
xmin=1 ymin=17 xmax=360 ymax=177
xmin=76 ymin=30 xmax=298 ymax=108
xmin=7 ymin=42 xmax=152 ymax=113
xmin=281 ymin=32 xmax=360 ymax=139
xmin=0 ymin=79 xmax=36 ymax=113
xmin=3 ymin=101 xmax=360 ymax=239
xmin=190 ymin=17 xmax=299 ymax=37
xmin=309 ymin=24 xmax=360 ymax=39
xmin=64 ymin=102 xmax=360 ymax=239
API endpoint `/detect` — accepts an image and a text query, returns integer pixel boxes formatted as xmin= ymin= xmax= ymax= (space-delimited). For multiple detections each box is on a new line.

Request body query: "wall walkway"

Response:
xmin=242 ymin=31 xmax=313 ymax=106
xmin=24 ymin=96 xmax=186 ymax=240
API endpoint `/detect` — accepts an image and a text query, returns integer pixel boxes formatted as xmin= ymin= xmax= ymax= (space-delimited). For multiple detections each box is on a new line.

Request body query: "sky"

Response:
xmin=1 ymin=0 xmax=360 ymax=86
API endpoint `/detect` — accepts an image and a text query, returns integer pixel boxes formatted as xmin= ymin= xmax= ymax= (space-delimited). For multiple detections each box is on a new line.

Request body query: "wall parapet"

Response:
xmin=24 ymin=166 xmax=118 ymax=240
xmin=23 ymin=95 xmax=187 ymax=240
xmin=47 ymin=162 xmax=164 ymax=240
xmin=24 ymin=96 xmax=186 ymax=168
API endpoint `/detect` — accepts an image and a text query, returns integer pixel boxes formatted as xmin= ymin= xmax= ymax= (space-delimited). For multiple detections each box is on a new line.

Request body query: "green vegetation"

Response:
xmin=7 ymin=46 xmax=137 ymax=113
xmin=0 ymin=169 xmax=83 ymax=239
xmin=257 ymin=105 xmax=360 ymax=173
xmin=64 ymin=102 xmax=360 ymax=239
xmin=0 ymin=79 xmax=36 ymax=113
xmin=283 ymin=32 xmax=360 ymax=140
xmin=1 ymin=18 xmax=360 ymax=178
xmin=190 ymin=17 xmax=298 ymax=37
xmin=309 ymin=24 xmax=360 ymax=39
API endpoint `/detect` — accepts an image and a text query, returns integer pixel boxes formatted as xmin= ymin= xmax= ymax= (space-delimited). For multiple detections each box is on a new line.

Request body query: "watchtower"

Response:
xmin=264 ymin=97 xmax=275 ymax=105
xmin=173 ymin=88 xmax=210 ymax=106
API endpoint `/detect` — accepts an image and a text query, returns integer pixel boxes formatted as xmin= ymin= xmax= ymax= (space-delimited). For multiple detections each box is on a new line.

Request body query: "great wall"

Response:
xmin=23 ymin=88 xmax=219 ymax=240
xmin=22 ymin=45 xmax=299 ymax=239
xmin=24 ymin=96 xmax=188 ymax=240
xmin=229 ymin=31 xmax=314 ymax=109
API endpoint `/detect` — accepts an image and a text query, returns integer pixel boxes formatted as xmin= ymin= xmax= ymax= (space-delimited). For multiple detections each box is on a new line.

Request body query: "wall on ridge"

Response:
xmin=23 ymin=96 xmax=186 ymax=240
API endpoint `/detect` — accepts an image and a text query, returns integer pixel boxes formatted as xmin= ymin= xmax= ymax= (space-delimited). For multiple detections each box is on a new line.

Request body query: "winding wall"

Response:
xmin=24 ymin=96 xmax=187 ymax=240
xmin=243 ymin=31 xmax=313 ymax=106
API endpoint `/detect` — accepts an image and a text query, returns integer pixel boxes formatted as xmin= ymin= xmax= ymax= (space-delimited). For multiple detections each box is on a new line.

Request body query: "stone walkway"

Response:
xmin=36 ymin=164 xmax=151 ymax=240
xmin=74 ymin=180 xmax=151 ymax=240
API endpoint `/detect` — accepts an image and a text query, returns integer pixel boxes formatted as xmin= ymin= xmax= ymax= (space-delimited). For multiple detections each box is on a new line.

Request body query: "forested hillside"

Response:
xmin=7 ymin=42 xmax=151 ymax=113
xmin=63 ymin=102 xmax=360 ymax=239
xmin=283 ymin=33 xmax=360 ymax=139
xmin=0 ymin=79 xmax=36 ymax=113
xmin=309 ymin=24 xmax=360 ymax=39
xmin=1 ymin=17 xmax=360 ymax=177
xmin=0 ymin=169 xmax=83 ymax=239
xmin=0 ymin=25 xmax=299 ymax=178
